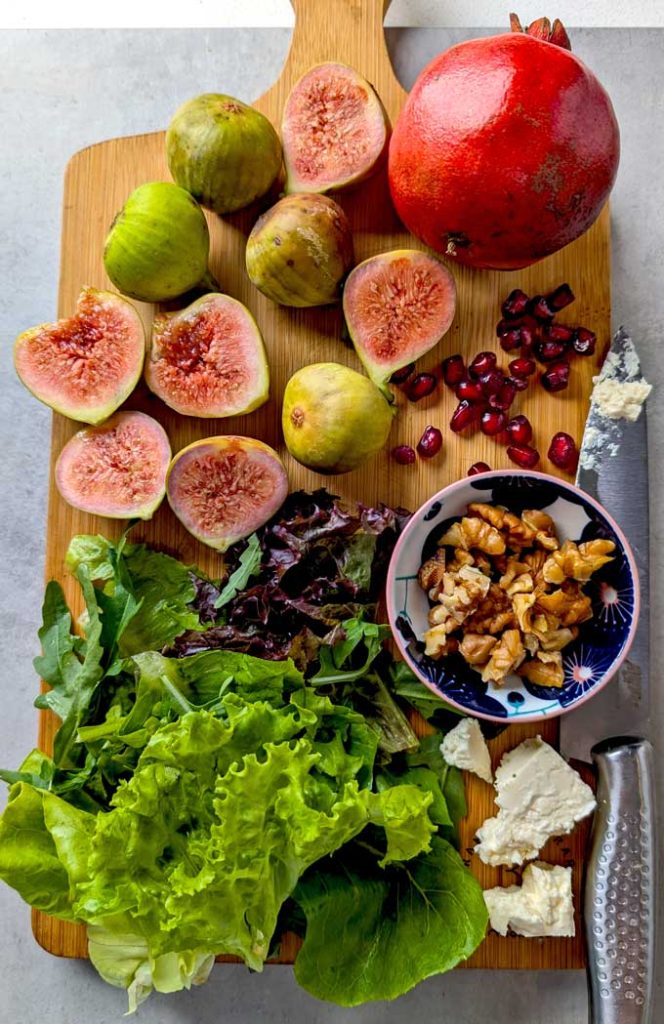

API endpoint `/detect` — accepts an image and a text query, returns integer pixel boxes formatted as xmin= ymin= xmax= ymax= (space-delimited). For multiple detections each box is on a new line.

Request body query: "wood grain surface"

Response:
xmin=33 ymin=0 xmax=609 ymax=971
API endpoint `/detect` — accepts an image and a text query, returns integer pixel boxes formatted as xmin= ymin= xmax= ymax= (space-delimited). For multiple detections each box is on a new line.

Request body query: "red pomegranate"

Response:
xmin=388 ymin=16 xmax=620 ymax=270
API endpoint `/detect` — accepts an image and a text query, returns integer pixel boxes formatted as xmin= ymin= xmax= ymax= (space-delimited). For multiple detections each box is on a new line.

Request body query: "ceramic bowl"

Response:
xmin=386 ymin=470 xmax=639 ymax=723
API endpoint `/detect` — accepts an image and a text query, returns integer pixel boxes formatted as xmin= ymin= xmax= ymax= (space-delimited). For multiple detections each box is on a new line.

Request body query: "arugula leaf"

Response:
xmin=214 ymin=533 xmax=261 ymax=610
xmin=293 ymin=837 xmax=488 ymax=1005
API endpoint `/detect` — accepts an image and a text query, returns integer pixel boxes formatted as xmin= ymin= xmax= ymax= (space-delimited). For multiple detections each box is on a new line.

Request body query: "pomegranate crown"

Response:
xmin=509 ymin=13 xmax=572 ymax=49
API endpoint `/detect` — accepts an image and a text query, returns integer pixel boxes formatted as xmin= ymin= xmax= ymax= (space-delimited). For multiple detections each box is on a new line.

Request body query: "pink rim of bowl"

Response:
xmin=386 ymin=469 xmax=641 ymax=724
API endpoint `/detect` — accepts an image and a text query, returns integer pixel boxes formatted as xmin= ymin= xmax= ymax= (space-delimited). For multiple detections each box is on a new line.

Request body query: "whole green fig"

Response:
xmin=104 ymin=182 xmax=214 ymax=302
xmin=246 ymin=194 xmax=354 ymax=307
xmin=167 ymin=94 xmax=282 ymax=215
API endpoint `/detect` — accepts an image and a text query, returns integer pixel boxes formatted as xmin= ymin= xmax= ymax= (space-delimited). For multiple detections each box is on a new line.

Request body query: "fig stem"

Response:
xmin=198 ymin=268 xmax=222 ymax=293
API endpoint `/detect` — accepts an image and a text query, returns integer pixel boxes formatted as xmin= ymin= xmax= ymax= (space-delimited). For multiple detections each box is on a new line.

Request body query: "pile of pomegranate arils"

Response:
xmin=391 ymin=283 xmax=596 ymax=475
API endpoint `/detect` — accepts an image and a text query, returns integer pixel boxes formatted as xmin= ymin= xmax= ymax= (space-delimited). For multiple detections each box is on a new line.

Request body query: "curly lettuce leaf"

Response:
xmin=293 ymin=837 xmax=488 ymax=1006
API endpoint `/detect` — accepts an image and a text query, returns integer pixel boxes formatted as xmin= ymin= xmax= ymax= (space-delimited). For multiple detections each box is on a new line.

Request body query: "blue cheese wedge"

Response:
xmin=440 ymin=718 xmax=493 ymax=784
xmin=484 ymin=862 xmax=574 ymax=937
xmin=475 ymin=736 xmax=595 ymax=866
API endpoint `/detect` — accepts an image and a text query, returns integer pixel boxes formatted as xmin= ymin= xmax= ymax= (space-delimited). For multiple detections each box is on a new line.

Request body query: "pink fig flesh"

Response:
xmin=55 ymin=411 xmax=171 ymax=519
xmin=343 ymin=249 xmax=457 ymax=387
xmin=14 ymin=288 xmax=145 ymax=424
xmin=282 ymin=62 xmax=388 ymax=193
xmin=145 ymin=293 xmax=269 ymax=418
xmin=166 ymin=436 xmax=288 ymax=552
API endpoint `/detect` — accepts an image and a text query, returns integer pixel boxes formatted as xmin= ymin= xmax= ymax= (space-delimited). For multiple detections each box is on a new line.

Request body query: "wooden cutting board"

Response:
xmin=34 ymin=0 xmax=609 ymax=970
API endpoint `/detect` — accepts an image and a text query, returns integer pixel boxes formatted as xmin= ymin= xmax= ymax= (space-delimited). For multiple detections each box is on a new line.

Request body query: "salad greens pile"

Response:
xmin=0 ymin=492 xmax=487 ymax=1011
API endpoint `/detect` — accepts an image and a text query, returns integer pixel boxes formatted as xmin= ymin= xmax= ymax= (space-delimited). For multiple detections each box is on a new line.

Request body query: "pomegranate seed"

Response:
xmin=509 ymin=356 xmax=537 ymax=378
xmin=537 ymin=339 xmax=568 ymax=363
xmin=519 ymin=325 xmax=537 ymax=355
xmin=442 ymin=354 xmax=466 ymax=387
xmin=456 ymin=379 xmax=485 ymax=403
xmin=546 ymin=283 xmax=575 ymax=312
xmin=527 ymin=294 xmax=555 ymax=322
xmin=542 ymin=323 xmax=574 ymax=344
xmin=468 ymin=461 xmax=491 ymax=476
xmin=469 ymin=351 xmax=498 ymax=377
xmin=541 ymin=360 xmax=571 ymax=393
xmin=481 ymin=409 xmax=507 ymax=436
xmin=496 ymin=318 xmax=511 ymax=338
xmin=489 ymin=380 xmax=518 ymax=411
xmin=479 ymin=369 xmax=505 ymax=397
xmin=573 ymin=327 xmax=597 ymax=356
xmin=501 ymin=289 xmax=529 ymax=320
xmin=506 ymin=374 xmax=529 ymax=392
xmin=548 ymin=432 xmax=579 ymax=473
xmin=507 ymin=442 xmax=540 ymax=469
xmin=417 ymin=425 xmax=443 ymax=459
xmin=406 ymin=372 xmax=437 ymax=401
xmin=450 ymin=400 xmax=480 ymax=432
xmin=390 ymin=362 xmax=415 ymax=384
xmin=391 ymin=444 xmax=416 ymax=465
xmin=506 ymin=414 xmax=533 ymax=445
xmin=499 ymin=328 xmax=523 ymax=352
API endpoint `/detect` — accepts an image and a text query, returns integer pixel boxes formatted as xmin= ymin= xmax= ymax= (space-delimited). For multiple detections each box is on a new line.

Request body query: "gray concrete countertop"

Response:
xmin=1 ymin=26 xmax=662 ymax=1024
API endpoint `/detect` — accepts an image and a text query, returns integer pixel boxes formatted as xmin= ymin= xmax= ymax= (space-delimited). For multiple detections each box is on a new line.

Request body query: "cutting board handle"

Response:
xmin=263 ymin=0 xmax=403 ymax=101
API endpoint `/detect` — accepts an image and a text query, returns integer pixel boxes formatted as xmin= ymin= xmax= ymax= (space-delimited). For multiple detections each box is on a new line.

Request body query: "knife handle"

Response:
xmin=585 ymin=738 xmax=656 ymax=1024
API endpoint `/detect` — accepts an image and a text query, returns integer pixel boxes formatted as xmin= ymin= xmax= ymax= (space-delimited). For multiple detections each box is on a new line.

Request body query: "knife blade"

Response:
xmin=561 ymin=327 xmax=656 ymax=1024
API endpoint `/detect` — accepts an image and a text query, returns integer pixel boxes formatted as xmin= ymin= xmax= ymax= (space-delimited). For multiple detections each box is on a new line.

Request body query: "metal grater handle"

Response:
xmin=585 ymin=738 xmax=656 ymax=1024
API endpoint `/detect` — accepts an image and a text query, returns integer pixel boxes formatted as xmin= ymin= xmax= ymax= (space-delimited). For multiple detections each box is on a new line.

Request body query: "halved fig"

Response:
xmin=342 ymin=250 xmax=457 ymax=388
xmin=14 ymin=288 xmax=145 ymax=424
xmin=282 ymin=62 xmax=388 ymax=194
xmin=55 ymin=411 xmax=171 ymax=519
xmin=166 ymin=436 xmax=288 ymax=551
xmin=145 ymin=293 xmax=269 ymax=417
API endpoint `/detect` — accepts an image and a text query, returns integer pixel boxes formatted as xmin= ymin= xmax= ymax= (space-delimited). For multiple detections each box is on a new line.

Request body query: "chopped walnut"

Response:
xmin=417 ymin=500 xmax=610 ymax=685
xmin=519 ymin=650 xmax=564 ymax=688
xmin=542 ymin=539 xmax=615 ymax=585
xmin=440 ymin=517 xmax=506 ymax=555
xmin=468 ymin=503 xmax=535 ymax=550
xmin=537 ymin=581 xmax=593 ymax=626
xmin=521 ymin=509 xmax=560 ymax=551
xmin=459 ymin=633 xmax=498 ymax=666
xmin=481 ymin=629 xmax=526 ymax=685
xmin=465 ymin=584 xmax=516 ymax=634
xmin=418 ymin=550 xmax=446 ymax=593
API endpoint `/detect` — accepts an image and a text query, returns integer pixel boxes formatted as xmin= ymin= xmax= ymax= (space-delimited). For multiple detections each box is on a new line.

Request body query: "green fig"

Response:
xmin=103 ymin=182 xmax=215 ymax=303
xmin=282 ymin=362 xmax=394 ymax=474
xmin=246 ymin=193 xmax=354 ymax=307
xmin=167 ymin=94 xmax=282 ymax=215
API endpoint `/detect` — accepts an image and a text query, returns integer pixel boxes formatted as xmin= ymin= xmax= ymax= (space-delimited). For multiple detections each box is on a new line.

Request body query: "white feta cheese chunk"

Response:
xmin=440 ymin=718 xmax=493 ymax=784
xmin=484 ymin=862 xmax=575 ymax=937
xmin=475 ymin=736 xmax=596 ymax=866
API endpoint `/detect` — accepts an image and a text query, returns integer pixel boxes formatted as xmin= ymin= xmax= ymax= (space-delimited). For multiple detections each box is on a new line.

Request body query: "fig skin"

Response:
xmin=246 ymin=194 xmax=354 ymax=307
xmin=167 ymin=94 xmax=282 ymax=215
xmin=103 ymin=182 xmax=214 ymax=303
xmin=166 ymin=436 xmax=289 ymax=552
xmin=282 ymin=62 xmax=389 ymax=194
xmin=282 ymin=362 xmax=394 ymax=474
xmin=13 ymin=288 xmax=145 ymax=424
xmin=145 ymin=293 xmax=270 ymax=418
xmin=55 ymin=411 xmax=171 ymax=520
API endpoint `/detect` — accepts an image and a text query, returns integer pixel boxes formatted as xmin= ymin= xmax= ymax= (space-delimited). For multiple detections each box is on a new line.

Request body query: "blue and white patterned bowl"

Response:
xmin=387 ymin=470 xmax=639 ymax=723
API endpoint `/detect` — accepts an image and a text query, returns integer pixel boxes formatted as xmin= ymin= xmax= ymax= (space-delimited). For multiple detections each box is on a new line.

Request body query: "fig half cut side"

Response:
xmin=342 ymin=250 xmax=457 ymax=388
xmin=166 ymin=436 xmax=289 ymax=552
xmin=145 ymin=293 xmax=269 ymax=418
xmin=55 ymin=411 xmax=171 ymax=520
xmin=282 ymin=62 xmax=388 ymax=194
xmin=14 ymin=288 xmax=145 ymax=424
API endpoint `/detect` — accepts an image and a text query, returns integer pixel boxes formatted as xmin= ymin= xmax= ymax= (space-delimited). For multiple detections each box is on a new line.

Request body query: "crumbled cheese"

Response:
xmin=440 ymin=718 xmax=493 ymax=784
xmin=579 ymin=328 xmax=651 ymax=472
xmin=591 ymin=378 xmax=652 ymax=422
xmin=474 ymin=736 xmax=595 ymax=866
xmin=484 ymin=862 xmax=574 ymax=937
